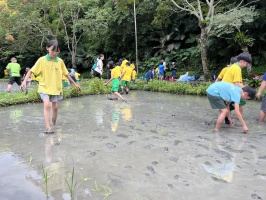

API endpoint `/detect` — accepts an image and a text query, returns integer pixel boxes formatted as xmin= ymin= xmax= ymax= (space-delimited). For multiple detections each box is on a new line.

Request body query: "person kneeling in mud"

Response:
xmin=104 ymin=65 xmax=127 ymax=102
xmin=206 ymin=81 xmax=255 ymax=133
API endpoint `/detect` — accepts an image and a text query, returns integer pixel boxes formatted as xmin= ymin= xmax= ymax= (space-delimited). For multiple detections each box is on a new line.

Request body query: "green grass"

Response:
xmin=0 ymin=77 xmax=264 ymax=107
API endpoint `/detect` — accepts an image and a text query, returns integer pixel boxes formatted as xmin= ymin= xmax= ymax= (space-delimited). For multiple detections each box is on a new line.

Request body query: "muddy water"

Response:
xmin=0 ymin=91 xmax=265 ymax=200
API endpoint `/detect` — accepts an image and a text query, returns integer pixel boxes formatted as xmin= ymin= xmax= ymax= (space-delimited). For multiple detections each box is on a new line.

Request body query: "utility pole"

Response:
xmin=133 ymin=0 xmax=138 ymax=74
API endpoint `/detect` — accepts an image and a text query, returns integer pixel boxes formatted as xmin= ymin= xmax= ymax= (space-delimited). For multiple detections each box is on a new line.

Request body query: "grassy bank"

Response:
xmin=0 ymin=78 xmax=263 ymax=107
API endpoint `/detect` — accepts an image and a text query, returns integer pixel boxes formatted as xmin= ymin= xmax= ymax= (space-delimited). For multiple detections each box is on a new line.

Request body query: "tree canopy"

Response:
xmin=0 ymin=0 xmax=265 ymax=77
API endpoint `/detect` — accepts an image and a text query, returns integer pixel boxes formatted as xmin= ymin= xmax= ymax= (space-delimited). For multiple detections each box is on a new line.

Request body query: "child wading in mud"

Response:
xmin=21 ymin=40 xmax=80 ymax=133
xmin=104 ymin=64 xmax=127 ymax=102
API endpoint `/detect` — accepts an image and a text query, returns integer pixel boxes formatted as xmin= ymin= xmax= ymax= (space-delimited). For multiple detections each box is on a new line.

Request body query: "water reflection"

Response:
xmin=9 ymin=108 xmax=23 ymax=123
xmin=0 ymin=91 xmax=265 ymax=200
xmin=111 ymin=107 xmax=120 ymax=132
xmin=203 ymin=134 xmax=247 ymax=183
xmin=95 ymin=107 xmax=104 ymax=125
xmin=121 ymin=105 xmax=132 ymax=121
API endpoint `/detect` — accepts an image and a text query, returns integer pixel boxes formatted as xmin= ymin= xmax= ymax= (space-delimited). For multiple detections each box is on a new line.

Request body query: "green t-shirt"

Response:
xmin=6 ymin=63 xmax=21 ymax=77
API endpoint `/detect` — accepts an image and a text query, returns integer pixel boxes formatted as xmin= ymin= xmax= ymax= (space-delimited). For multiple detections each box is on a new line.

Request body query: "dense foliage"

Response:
xmin=0 ymin=0 xmax=265 ymax=78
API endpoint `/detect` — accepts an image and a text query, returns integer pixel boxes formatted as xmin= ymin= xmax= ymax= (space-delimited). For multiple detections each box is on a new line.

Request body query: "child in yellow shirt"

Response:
xmin=21 ymin=40 xmax=80 ymax=133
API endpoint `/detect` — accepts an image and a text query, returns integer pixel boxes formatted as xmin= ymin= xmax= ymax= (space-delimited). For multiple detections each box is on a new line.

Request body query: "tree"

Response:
xmin=58 ymin=0 xmax=109 ymax=68
xmin=209 ymin=6 xmax=259 ymax=77
xmin=169 ymin=0 xmax=258 ymax=78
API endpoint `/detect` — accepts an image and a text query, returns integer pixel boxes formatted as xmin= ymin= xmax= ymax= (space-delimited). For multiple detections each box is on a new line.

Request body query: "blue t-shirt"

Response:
xmin=206 ymin=82 xmax=242 ymax=104
xmin=159 ymin=64 xmax=164 ymax=73
xmin=262 ymin=72 xmax=266 ymax=81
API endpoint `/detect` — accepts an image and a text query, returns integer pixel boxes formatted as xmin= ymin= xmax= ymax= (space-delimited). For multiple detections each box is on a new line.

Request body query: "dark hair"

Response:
xmin=242 ymin=86 xmax=256 ymax=100
xmin=126 ymin=62 xmax=130 ymax=66
xmin=237 ymin=53 xmax=252 ymax=64
xmin=115 ymin=62 xmax=120 ymax=67
xmin=230 ymin=56 xmax=237 ymax=64
xmin=46 ymin=40 xmax=60 ymax=52
xmin=108 ymin=60 xmax=114 ymax=69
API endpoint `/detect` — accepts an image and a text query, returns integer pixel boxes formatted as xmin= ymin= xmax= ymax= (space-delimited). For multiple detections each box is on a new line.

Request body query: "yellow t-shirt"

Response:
xmin=31 ymin=73 xmax=36 ymax=81
xmin=222 ymin=63 xmax=242 ymax=84
xmin=111 ymin=67 xmax=121 ymax=79
xmin=130 ymin=63 xmax=135 ymax=70
xmin=132 ymin=70 xmax=137 ymax=80
xmin=62 ymin=74 xmax=67 ymax=82
xmin=74 ymin=72 xmax=80 ymax=80
xmin=31 ymin=55 xmax=69 ymax=95
xmin=122 ymin=67 xmax=133 ymax=82
xmin=218 ymin=66 xmax=229 ymax=80
xmin=121 ymin=59 xmax=128 ymax=71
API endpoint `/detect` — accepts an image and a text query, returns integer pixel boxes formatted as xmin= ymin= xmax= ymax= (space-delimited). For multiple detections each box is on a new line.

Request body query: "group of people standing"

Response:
xmin=145 ymin=59 xmax=177 ymax=82
xmin=206 ymin=52 xmax=266 ymax=133
xmin=104 ymin=58 xmax=137 ymax=102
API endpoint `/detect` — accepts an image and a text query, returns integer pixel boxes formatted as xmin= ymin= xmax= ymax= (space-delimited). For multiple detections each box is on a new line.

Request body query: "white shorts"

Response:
xmin=39 ymin=93 xmax=63 ymax=103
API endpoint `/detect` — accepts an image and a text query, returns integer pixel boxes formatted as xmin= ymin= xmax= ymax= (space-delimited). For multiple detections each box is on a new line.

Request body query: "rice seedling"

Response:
xmin=42 ymin=164 xmax=49 ymax=198
xmin=79 ymin=173 xmax=92 ymax=182
xmin=100 ymin=180 xmax=112 ymax=200
xmin=133 ymin=195 xmax=142 ymax=200
xmin=64 ymin=165 xmax=79 ymax=200
xmin=89 ymin=179 xmax=112 ymax=200
xmin=128 ymin=174 xmax=133 ymax=181
xmin=29 ymin=156 xmax=32 ymax=165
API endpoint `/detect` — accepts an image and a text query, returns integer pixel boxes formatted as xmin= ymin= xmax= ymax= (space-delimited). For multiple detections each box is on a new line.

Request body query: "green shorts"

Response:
xmin=240 ymin=99 xmax=247 ymax=106
xmin=207 ymin=93 xmax=226 ymax=109
xmin=121 ymin=80 xmax=131 ymax=88
xmin=229 ymin=100 xmax=247 ymax=110
xmin=111 ymin=78 xmax=120 ymax=92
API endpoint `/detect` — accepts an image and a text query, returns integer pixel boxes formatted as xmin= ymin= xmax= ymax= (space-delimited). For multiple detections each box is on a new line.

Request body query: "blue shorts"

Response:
xmin=261 ymin=94 xmax=266 ymax=112
xmin=39 ymin=93 xmax=63 ymax=103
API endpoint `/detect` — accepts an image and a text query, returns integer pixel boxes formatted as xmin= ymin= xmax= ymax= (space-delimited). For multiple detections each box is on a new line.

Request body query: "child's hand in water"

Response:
xmin=229 ymin=120 xmax=235 ymax=127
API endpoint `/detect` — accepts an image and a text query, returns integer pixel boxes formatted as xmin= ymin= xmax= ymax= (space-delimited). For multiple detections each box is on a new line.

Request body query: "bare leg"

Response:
xmin=215 ymin=108 xmax=228 ymax=131
xmin=114 ymin=92 xmax=125 ymax=101
xmin=51 ymin=102 xmax=58 ymax=125
xmin=259 ymin=110 xmax=266 ymax=122
xmin=120 ymin=86 xmax=124 ymax=94
xmin=43 ymin=99 xmax=52 ymax=130
xmin=7 ymin=84 xmax=12 ymax=92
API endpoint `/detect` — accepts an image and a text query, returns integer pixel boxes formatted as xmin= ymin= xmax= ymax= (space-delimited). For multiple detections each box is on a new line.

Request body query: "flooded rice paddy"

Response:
xmin=0 ymin=90 xmax=265 ymax=200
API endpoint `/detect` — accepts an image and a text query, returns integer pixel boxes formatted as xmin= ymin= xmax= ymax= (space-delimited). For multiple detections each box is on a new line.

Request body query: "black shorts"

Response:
xmin=70 ymin=75 xmax=77 ymax=82
xmin=8 ymin=76 xmax=21 ymax=85
xmin=93 ymin=70 xmax=101 ymax=78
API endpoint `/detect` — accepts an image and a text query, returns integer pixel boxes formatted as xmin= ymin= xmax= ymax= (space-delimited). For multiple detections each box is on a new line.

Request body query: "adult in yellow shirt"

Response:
xmin=120 ymin=62 xmax=133 ymax=94
xmin=21 ymin=40 xmax=80 ymax=133
xmin=215 ymin=57 xmax=237 ymax=82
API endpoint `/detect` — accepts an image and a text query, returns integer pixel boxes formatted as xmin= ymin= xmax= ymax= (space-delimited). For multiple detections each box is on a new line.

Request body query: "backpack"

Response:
xmin=92 ymin=60 xmax=98 ymax=70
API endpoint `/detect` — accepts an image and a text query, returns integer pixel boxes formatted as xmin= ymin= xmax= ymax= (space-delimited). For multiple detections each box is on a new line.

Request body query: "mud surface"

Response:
xmin=0 ymin=91 xmax=265 ymax=200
